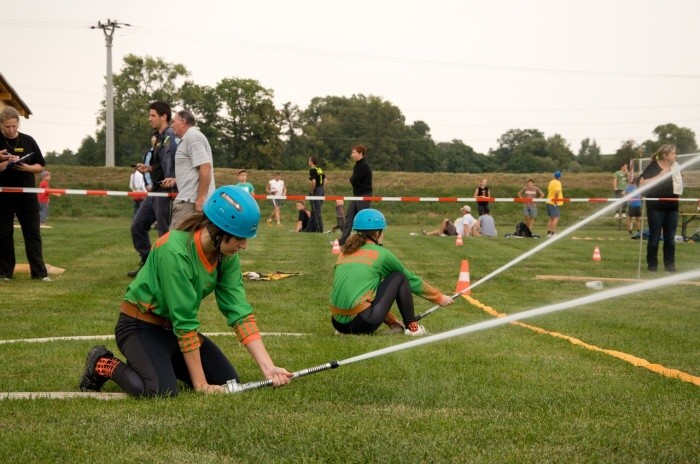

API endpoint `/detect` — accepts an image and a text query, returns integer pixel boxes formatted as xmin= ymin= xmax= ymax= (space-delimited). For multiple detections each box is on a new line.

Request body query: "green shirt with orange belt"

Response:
xmin=124 ymin=229 xmax=259 ymax=352
xmin=330 ymin=243 xmax=442 ymax=323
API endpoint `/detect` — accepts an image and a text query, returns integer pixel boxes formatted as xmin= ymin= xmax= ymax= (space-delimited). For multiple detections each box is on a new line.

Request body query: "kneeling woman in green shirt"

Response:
xmin=79 ymin=185 xmax=292 ymax=397
xmin=330 ymin=209 xmax=453 ymax=336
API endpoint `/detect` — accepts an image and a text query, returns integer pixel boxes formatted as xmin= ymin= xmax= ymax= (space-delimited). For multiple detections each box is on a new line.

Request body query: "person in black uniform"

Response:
xmin=0 ymin=107 xmax=50 ymax=281
xmin=338 ymin=144 xmax=373 ymax=246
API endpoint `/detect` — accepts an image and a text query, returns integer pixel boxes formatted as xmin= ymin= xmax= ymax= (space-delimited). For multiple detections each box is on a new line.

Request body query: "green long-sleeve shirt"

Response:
xmin=330 ymin=243 xmax=441 ymax=323
xmin=124 ymin=229 xmax=255 ymax=350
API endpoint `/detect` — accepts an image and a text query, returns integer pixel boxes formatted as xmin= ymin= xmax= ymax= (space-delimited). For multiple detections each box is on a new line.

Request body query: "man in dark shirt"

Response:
xmin=295 ymin=201 xmax=311 ymax=232
xmin=0 ymin=107 xmax=50 ymax=281
xmin=339 ymin=144 xmax=373 ymax=246
xmin=128 ymin=101 xmax=178 ymax=277
xmin=304 ymin=156 xmax=325 ymax=232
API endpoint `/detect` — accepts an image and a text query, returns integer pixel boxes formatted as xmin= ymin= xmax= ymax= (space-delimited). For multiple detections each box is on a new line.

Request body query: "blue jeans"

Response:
xmin=646 ymin=208 xmax=678 ymax=270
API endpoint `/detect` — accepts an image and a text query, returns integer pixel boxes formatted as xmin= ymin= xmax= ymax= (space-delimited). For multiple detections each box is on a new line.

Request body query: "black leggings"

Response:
xmin=332 ymin=272 xmax=416 ymax=335
xmin=111 ymin=314 xmax=238 ymax=397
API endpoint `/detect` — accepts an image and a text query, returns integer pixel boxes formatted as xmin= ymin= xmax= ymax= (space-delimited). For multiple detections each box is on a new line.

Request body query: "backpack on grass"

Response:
xmin=514 ymin=221 xmax=533 ymax=238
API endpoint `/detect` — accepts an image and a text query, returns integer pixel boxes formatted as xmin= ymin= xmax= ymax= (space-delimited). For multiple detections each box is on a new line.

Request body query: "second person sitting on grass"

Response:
xmin=330 ymin=209 xmax=453 ymax=336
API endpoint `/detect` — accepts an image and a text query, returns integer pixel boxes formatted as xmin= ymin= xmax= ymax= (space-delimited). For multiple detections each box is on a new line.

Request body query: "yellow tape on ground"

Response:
xmin=463 ymin=295 xmax=700 ymax=387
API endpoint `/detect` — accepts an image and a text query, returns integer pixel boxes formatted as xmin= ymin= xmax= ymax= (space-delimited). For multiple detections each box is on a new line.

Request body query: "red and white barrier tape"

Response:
xmin=0 ymin=187 xmax=697 ymax=203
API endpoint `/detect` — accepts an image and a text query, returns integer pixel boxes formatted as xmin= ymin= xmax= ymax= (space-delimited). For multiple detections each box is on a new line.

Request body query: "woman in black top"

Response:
xmin=639 ymin=144 xmax=683 ymax=272
xmin=0 ymin=107 xmax=49 ymax=281
xmin=474 ymin=178 xmax=491 ymax=216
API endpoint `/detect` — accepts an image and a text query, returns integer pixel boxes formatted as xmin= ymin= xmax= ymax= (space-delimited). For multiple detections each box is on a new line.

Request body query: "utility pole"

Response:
xmin=92 ymin=19 xmax=129 ymax=167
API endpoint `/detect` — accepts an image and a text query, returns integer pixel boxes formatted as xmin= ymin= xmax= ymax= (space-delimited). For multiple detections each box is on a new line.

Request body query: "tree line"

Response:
xmin=46 ymin=54 xmax=698 ymax=173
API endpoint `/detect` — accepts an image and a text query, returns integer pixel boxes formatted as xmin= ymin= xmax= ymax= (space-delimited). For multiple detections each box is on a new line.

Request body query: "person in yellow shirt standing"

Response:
xmin=546 ymin=171 xmax=563 ymax=238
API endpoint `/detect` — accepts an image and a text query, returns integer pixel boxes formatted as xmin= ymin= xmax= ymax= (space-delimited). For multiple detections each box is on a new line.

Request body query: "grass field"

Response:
xmin=1 ymin=214 xmax=698 ymax=463
xmin=1 ymin=168 xmax=699 ymax=463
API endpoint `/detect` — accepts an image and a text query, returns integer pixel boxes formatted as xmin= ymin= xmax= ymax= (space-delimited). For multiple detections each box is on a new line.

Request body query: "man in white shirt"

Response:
xmin=266 ymin=172 xmax=287 ymax=226
xmin=166 ymin=109 xmax=215 ymax=229
xmin=455 ymin=205 xmax=477 ymax=237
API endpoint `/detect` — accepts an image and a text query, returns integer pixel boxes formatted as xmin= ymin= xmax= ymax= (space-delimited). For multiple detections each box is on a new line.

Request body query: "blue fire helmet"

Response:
xmin=203 ymin=185 xmax=260 ymax=238
xmin=352 ymin=209 xmax=387 ymax=231
xmin=554 ymin=170 xmax=562 ymax=179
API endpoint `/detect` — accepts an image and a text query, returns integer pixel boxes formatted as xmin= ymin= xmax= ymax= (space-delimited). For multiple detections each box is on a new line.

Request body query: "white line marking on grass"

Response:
xmin=0 ymin=332 xmax=309 ymax=345
xmin=0 ymin=392 xmax=128 ymax=400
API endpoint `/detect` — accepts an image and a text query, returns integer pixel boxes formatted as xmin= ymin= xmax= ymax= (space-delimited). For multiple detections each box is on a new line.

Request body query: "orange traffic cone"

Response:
xmin=455 ymin=259 xmax=471 ymax=294
xmin=331 ymin=239 xmax=341 ymax=255
xmin=455 ymin=234 xmax=463 ymax=246
xmin=592 ymin=246 xmax=601 ymax=262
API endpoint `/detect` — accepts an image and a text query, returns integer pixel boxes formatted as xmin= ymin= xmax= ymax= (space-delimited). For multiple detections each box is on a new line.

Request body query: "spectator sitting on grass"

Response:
xmin=473 ymin=208 xmax=497 ymax=237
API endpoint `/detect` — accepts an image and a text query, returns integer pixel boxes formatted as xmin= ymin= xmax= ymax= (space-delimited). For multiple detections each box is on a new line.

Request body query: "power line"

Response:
xmin=4 ymin=19 xmax=698 ymax=80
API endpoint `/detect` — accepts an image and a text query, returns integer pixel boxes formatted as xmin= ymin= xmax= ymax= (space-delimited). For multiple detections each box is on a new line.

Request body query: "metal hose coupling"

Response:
xmin=222 ymin=360 xmax=340 ymax=394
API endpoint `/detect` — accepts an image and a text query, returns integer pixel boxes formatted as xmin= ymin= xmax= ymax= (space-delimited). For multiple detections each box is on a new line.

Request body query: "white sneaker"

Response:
xmin=41 ymin=277 xmax=52 ymax=282
xmin=614 ymin=213 xmax=620 ymax=218
xmin=622 ymin=213 xmax=627 ymax=218
xmin=404 ymin=324 xmax=426 ymax=336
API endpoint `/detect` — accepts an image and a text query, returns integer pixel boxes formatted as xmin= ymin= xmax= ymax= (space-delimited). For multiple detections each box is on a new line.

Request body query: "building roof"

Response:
xmin=0 ymin=72 xmax=32 ymax=118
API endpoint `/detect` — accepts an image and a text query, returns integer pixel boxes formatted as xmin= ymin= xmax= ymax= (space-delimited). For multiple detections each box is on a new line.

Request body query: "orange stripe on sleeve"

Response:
xmin=177 ymin=331 xmax=202 ymax=352
xmin=232 ymin=314 xmax=261 ymax=345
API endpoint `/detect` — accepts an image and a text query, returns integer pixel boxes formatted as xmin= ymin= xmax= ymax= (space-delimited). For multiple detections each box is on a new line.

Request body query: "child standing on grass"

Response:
xmin=235 ymin=169 xmax=255 ymax=195
xmin=38 ymin=170 xmax=60 ymax=225
xmin=330 ymin=209 xmax=453 ymax=336
xmin=79 ymin=185 xmax=292 ymax=397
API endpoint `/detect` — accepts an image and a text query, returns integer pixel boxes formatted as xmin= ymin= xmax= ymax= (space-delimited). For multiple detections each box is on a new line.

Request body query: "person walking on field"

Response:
xmin=37 ymin=170 xmax=60 ymax=225
xmin=0 ymin=107 xmax=51 ymax=281
xmin=546 ymin=170 xmax=564 ymax=238
xmin=166 ymin=109 xmax=215 ymax=230
xmin=624 ymin=178 xmax=642 ymax=236
xmin=79 ymin=186 xmax=293 ymax=397
xmin=266 ymin=172 xmax=286 ymax=226
xmin=305 ymin=157 xmax=325 ymax=232
xmin=339 ymin=144 xmax=372 ymax=246
xmin=517 ymin=178 xmax=544 ymax=232
xmin=128 ymin=101 xmax=178 ymax=278
xmin=330 ymin=209 xmax=453 ymax=336
xmin=613 ymin=163 xmax=629 ymax=218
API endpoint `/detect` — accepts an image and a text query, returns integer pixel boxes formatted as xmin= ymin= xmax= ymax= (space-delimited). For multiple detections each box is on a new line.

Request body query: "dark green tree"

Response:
xmin=214 ymin=78 xmax=283 ymax=169
xmin=279 ymin=102 xmax=306 ymax=169
xmin=577 ymin=138 xmax=603 ymax=170
xmin=100 ymin=54 xmax=189 ymax=166
xmin=546 ymin=134 xmax=574 ymax=169
xmin=45 ymin=149 xmax=78 ymax=166
xmin=437 ymin=140 xmax=494 ymax=173
xmin=607 ymin=139 xmax=642 ymax=172
xmin=642 ymin=123 xmax=698 ymax=155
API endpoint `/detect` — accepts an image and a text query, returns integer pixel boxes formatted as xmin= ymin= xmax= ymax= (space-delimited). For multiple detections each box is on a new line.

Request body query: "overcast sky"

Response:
xmin=2 ymin=0 xmax=700 ymax=159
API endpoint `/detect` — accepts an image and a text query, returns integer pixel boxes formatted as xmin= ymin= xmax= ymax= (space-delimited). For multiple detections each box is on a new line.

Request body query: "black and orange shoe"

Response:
xmin=79 ymin=345 xmax=114 ymax=392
